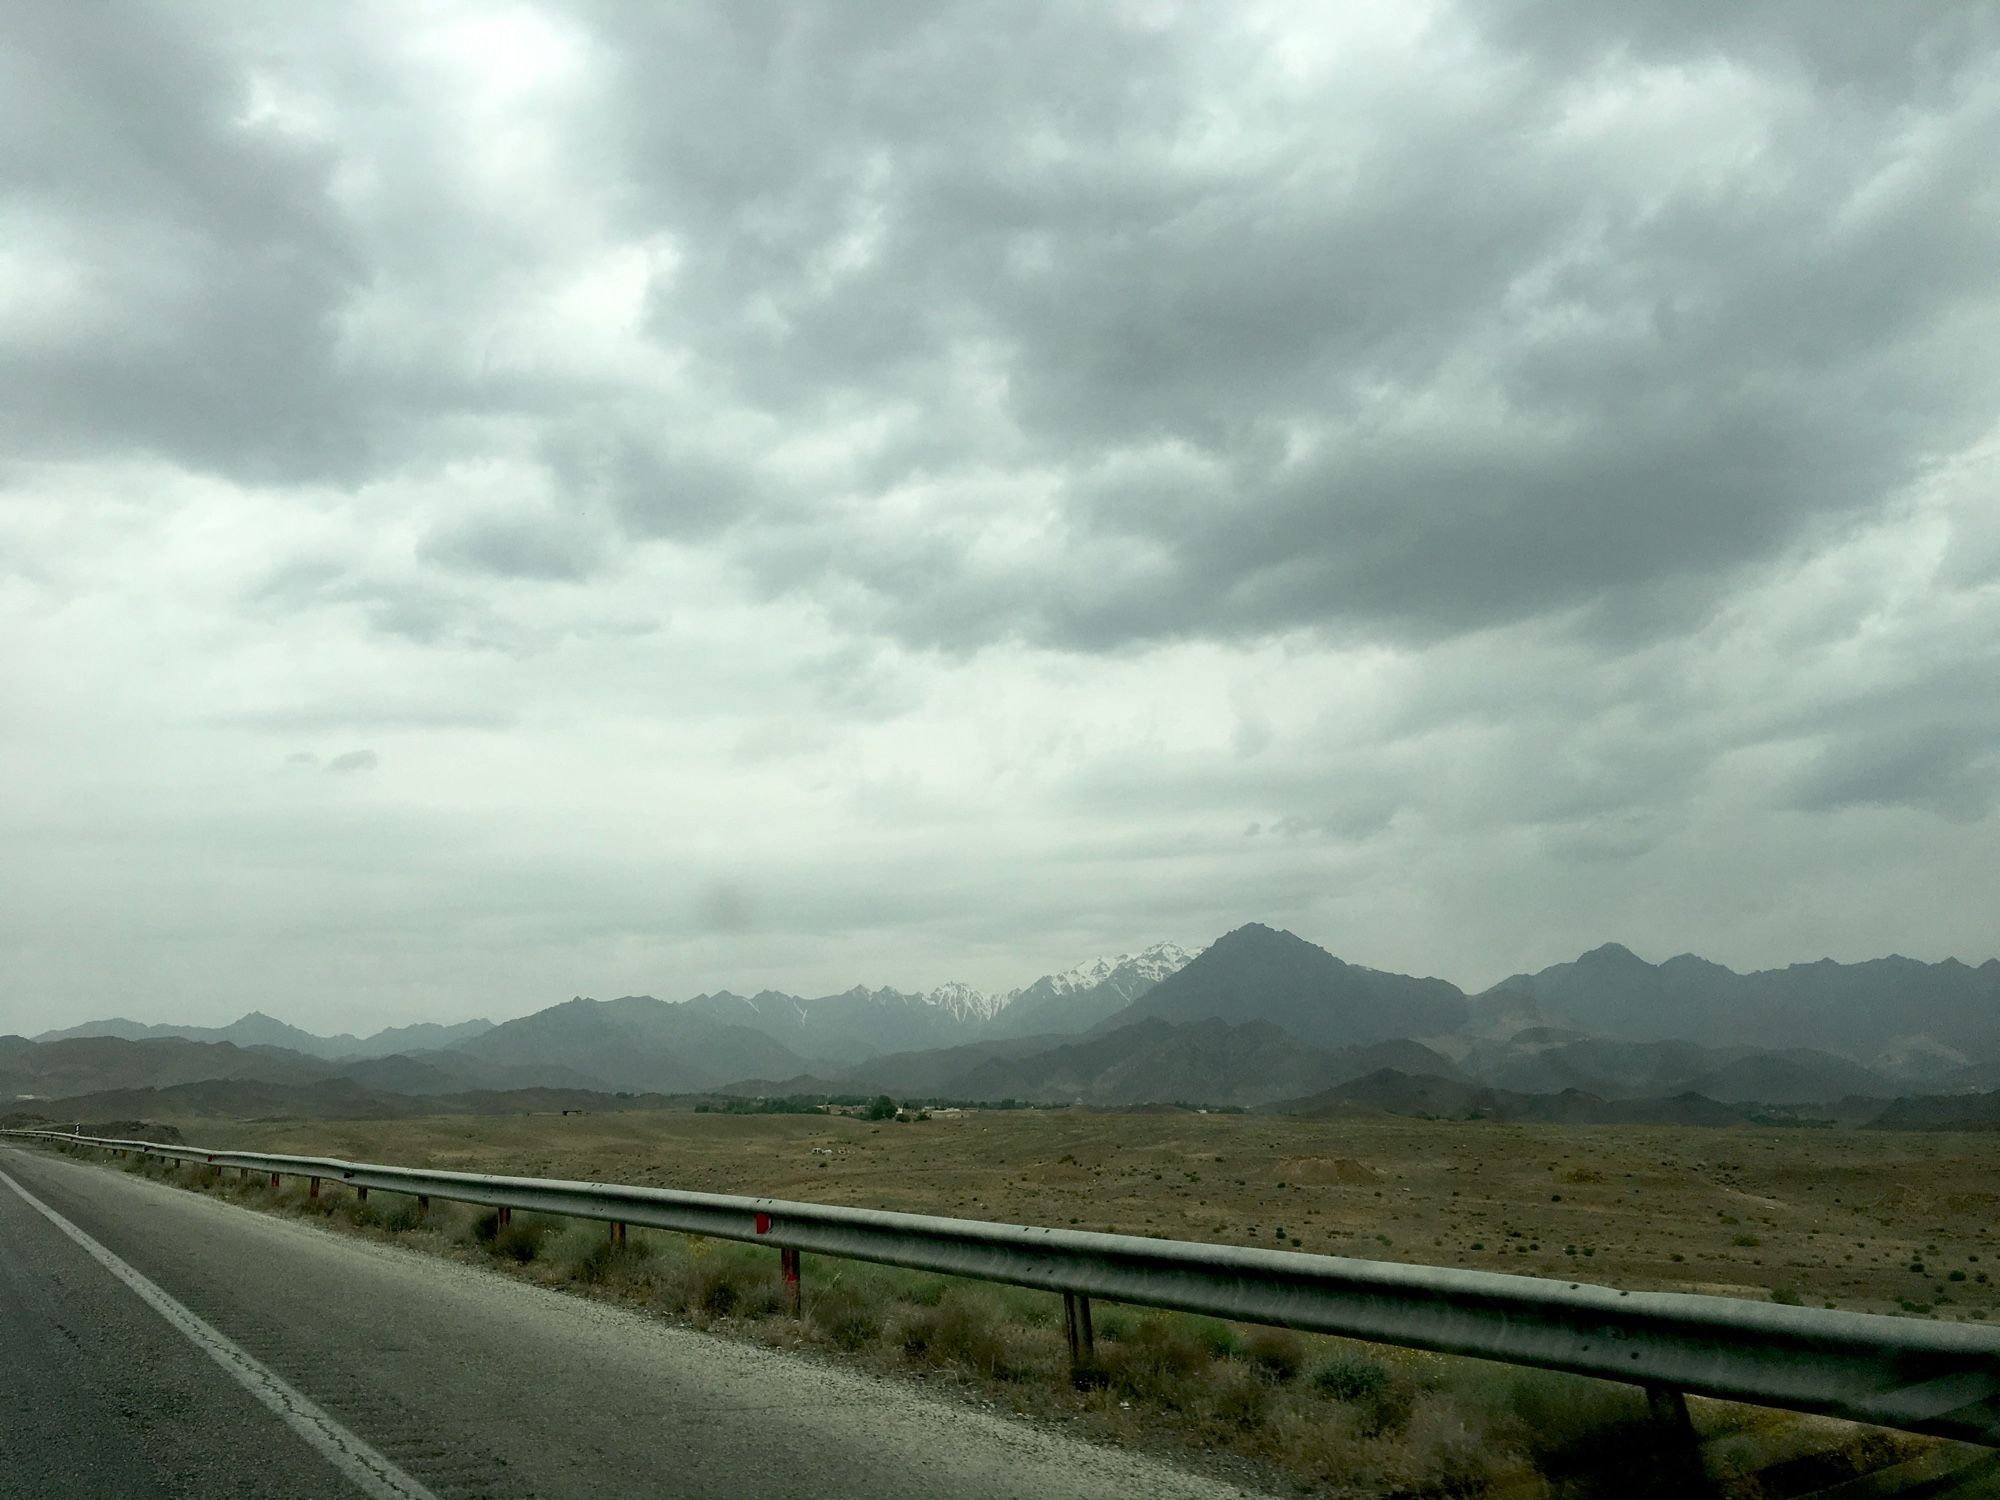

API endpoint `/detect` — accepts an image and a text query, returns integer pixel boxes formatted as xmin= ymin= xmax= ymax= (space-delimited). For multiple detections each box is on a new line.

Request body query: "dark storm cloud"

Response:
xmin=0 ymin=2 xmax=371 ymax=482
xmin=566 ymin=2 xmax=2000 ymax=651
xmin=12 ymin=2 xmax=1993 ymax=660
xmin=1790 ymin=726 xmax=1998 ymax=823
xmin=540 ymin=423 xmax=761 ymax=544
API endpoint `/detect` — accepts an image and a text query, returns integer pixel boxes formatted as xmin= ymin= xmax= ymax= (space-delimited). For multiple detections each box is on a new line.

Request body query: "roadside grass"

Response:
xmin=93 ymin=1145 xmax=1955 ymax=1498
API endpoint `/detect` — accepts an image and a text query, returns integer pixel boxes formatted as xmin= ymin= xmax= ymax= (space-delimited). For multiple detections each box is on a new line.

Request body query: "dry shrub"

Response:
xmin=467 ymin=1208 xmax=503 ymax=1244
xmin=1240 ymin=1325 xmax=1306 ymax=1383
xmin=891 ymin=1291 xmax=1015 ymax=1377
xmin=537 ymin=1221 xmax=649 ymax=1284
xmin=808 ymin=1286 xmax=882 ymax=1351
xmin=1444 ymin=1366 xmax=1712 ymax=1498
xmin=1311 ymin=1352 xmax=1414 ymax=1437
xmin=1196 ymin=1360 xmax=1270 ymax=1433
xmin=493 ymin=1222 xmax=544 ymax=1262
xmin=1187 ymin=1318 xmax=1238 ymax=1358
xmin=687 ymin=1258 xmax=783 ymax=1321
xmin=295 ymin=1186 xmax=340 ymax=1218
xmin=374 ymin=1196 xmax=425 ymax=1234
xmin=1397 ymin=1402 xmax=1524 ymax=1498
xmin=462 ymin=1212 xmax=558 ymax=1263
xmin=1098 ymin=1315 xmax=1210 ymax=1407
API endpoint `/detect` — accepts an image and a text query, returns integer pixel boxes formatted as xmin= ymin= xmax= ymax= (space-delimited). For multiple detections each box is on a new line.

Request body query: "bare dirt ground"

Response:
xmin=198 ymin=1108 xmax=1999 ymax=1321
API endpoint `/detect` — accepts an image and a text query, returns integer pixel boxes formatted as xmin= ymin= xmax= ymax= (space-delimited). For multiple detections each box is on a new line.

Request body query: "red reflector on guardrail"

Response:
xmin=755 ymin=1212 xmax=771 ymax=1234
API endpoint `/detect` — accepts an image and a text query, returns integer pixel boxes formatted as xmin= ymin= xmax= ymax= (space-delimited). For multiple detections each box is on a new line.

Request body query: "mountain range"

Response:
xmin=12 ymin=926 xmax=1999 ymax=1122
xmin=1479 ymin=941 xmax=2000 ymax=1067
xmin=30 ymin=1012 xmax=497 ymax=1061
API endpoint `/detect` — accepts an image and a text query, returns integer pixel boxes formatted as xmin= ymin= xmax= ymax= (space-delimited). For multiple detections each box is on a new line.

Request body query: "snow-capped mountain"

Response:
xmin=670 ymin=947 xmax=1191 ymax=1059
xmin=1028 ymin=942 xmax=1195 ymax=999
xmin=812 ymin=982 xmax=1005 ymax=1026
xmin=673 ymin=980 xmax=1004 ymax=1065
xmin=986 ymin=941 xmax=1197 ymax=1038
xmin=923 ymin=980 xmax=1008 ymax=1024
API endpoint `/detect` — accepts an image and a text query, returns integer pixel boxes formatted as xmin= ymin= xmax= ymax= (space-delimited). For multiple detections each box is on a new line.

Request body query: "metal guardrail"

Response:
xmin=8 ymin=1128 xmax=1998 ymax=1447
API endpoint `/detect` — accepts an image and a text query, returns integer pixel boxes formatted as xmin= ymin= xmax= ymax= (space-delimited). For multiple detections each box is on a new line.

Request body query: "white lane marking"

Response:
xmin=0 ymin=1163 xmax=441 ymax=1500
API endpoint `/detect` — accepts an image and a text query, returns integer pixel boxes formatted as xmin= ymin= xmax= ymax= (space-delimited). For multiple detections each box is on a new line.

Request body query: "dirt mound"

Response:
xmin=84 ymin=1118 xmax=184 ymax=1144
xmin=1281 ymin=1155 xmax=1381 ymax=1185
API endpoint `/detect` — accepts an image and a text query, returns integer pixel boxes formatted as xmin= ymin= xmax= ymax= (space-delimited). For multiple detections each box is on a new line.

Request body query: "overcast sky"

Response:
xmin=4 ymin=2 xmax=1997 ymax=1036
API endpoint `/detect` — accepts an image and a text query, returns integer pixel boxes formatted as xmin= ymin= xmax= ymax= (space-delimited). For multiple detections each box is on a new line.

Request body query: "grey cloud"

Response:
xmin=18 ymin=0 xmax=1991 ymax=659
xmin=250 ymin=559 xmax=530 ymax=652
xmin=1790 ymin=726 xmax=1999 ymax=822
xmin=0 ymin=2 xmax=371 ymax=482
xmin=324 ymin=748 xmax=378 ymax=774
xmin=1480 ymin=1 xmax=1997 ymax=98
xmin=419 ymin=509 xmax=604 ymax=582
xmin=541 ymin=424 xmax=762 ymax=543
xmin=564 ymin=2 xmax=2000 ymax=654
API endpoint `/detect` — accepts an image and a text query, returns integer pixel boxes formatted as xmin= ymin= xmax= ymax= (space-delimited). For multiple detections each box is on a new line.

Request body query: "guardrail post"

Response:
xmin=1645 ymin=1385 xmax=1693 ymax=1436
xmin=781 ymin=1246 xmax=801 ymax=1315
xmin=355 ymin=1185 xmax=368 ymax=1202
xmin=496 ymin=1206 xmax=512 ymax=1228
xmin=270 ymin=1172 xmax=281 ymax=1188
xmin=1643 ymin=1385 xmax=1709 ymax=1491
xmin=1063 ymin=1291 xmax=1098 ymax=1384
xmin=309 ymin=1176 xmax=320 ymax=1198
xmin=416 ymin=1195 xmax=430 ymax=1219
xmin=610 ymin=1221 xmax=627 ymax=1248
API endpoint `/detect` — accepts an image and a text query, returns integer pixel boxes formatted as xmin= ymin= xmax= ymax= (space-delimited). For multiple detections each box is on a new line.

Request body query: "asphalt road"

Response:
xmin=0 ymin=1145 xmax=1270 ymax=1500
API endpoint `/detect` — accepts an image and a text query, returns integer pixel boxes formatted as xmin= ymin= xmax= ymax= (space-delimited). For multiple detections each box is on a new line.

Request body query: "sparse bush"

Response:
xmin=1099 ymin=1315 xmax=1211 ymax=1407
xmin=808 ymin=1287 xmax=882 ymax=1351
xmin=1186 ymin=1318 xmax=1237 ymax=1358
xmin=689 ymin=1260 xmax=746 ymax=1317
xmin=1396 ymin=1401 xmax=1512 ymax=1497
xmin=687 ymin=1258 xmax=783 ymax=1320
xmin=297 ymin=1186 xmax=339 ymax=1217
xmin=1199 ymin=1360 xmax=1270 ymax=1432
xmin=375 ymin=1197 xmax=425 ymax=1233
xmin=897 ymin=1275 xmax=952 ymax=1308
xmin=494 ymin=1222 xmax=542 ymax=1262
xmin=543 ymin=1221 xmax=646 ymax=1283
xmin=1772 ymin=1285 xmax=1804 ymax=1305
xmin=468 ymin=1212 xmax=557 ymax=1263
xmin=1311 ymin=1353 xmax=1413 ymax=1436
xmin=891 ymin=1291 xmax=1015 ymax=1377
xmin=1313 ymin=1352 xmax=1390 ymax=1402
xmin=1241 ymin=1325 xmax=1306 ymax=1383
